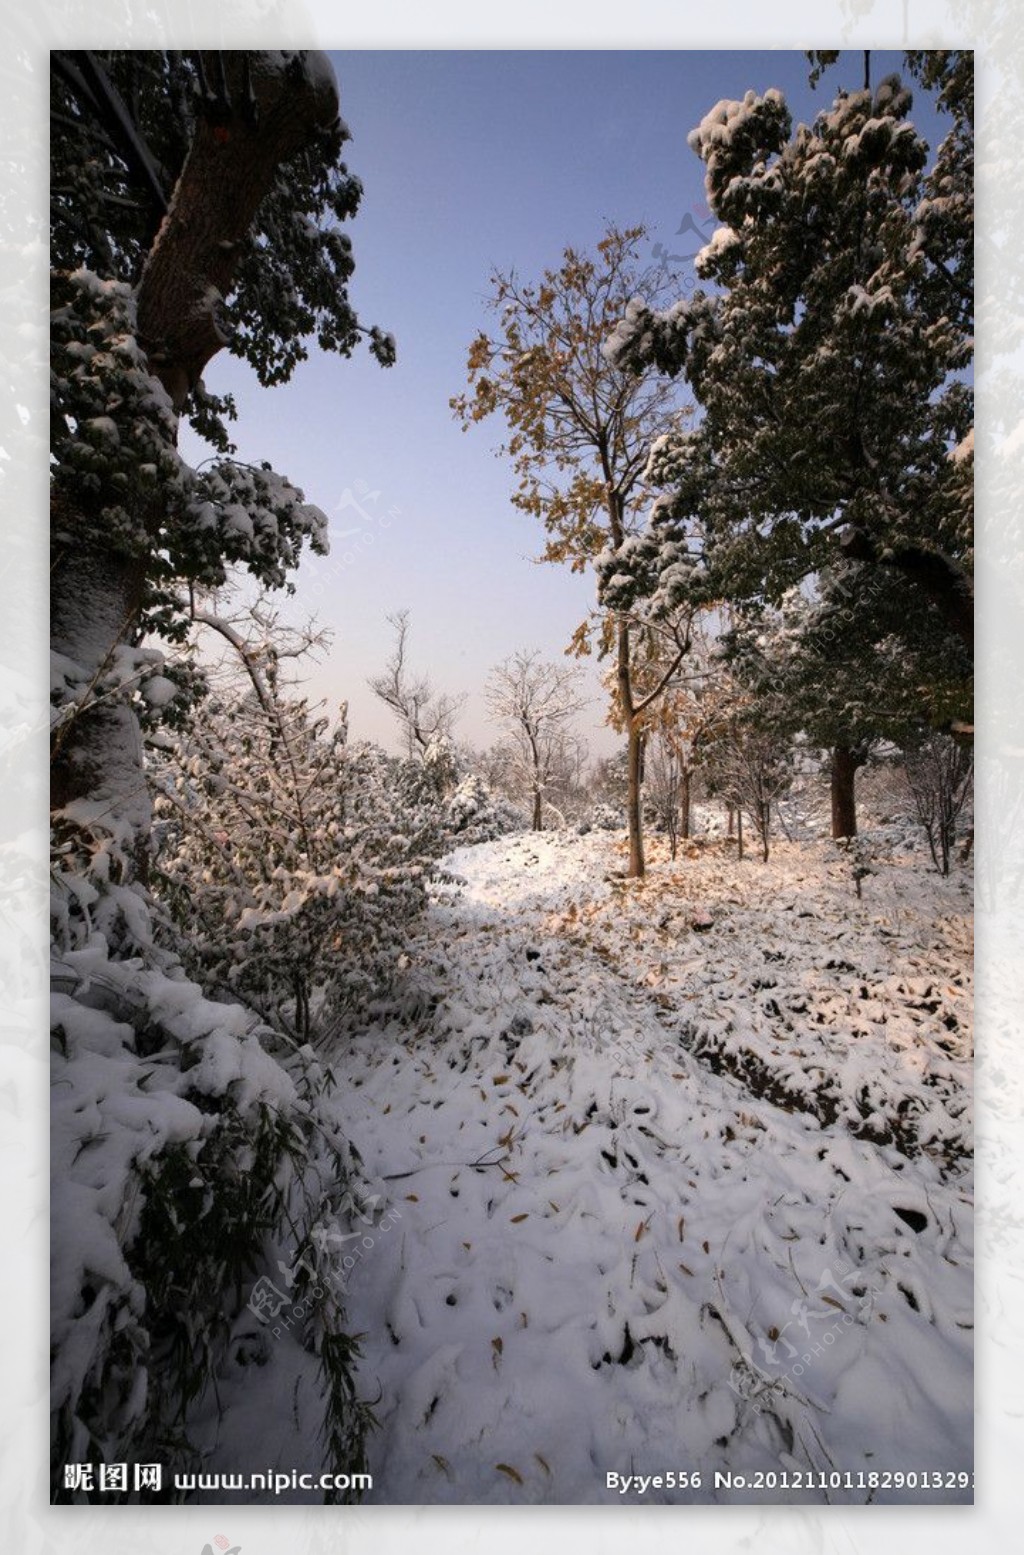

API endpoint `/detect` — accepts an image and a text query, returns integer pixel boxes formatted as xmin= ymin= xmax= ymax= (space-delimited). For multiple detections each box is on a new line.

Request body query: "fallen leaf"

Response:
xmin=496 ymin=1463 xmax=524 ymax=1485
xmin=510 ymin=1213 xmax=529 ymax=1224
xmin=405 ymin=1194 xmax=419 ymax=1202
xmin=535 ymin=1453 xmax=551 ymax=1475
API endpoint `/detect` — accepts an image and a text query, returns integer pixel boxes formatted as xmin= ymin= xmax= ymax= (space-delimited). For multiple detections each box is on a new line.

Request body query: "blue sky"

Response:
xmin=183 ymin=49 xmax=946 ymax=757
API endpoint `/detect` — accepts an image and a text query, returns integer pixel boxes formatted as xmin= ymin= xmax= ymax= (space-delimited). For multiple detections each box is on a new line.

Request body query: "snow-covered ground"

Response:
xmin=324 ymin=827 xmax=973 ymax=1505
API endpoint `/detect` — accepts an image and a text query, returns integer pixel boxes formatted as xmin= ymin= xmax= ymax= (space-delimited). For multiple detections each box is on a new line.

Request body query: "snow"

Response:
xmin=281 ymin=825 xmax=973 ymax=1505
xmin=695 ymin=224 xmax=741 ymax=276
xmin=55 ymin=817 xmax=971 ymax=1505
xmin=140 ymin=673 xmax=177 ymax=708
xmin=952 ymin=427 xmax=974 ymax=463
xmin=688 ymin=88 xmax=786 ymax=159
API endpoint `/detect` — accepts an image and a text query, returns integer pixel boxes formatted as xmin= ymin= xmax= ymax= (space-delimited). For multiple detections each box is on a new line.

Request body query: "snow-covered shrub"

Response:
xmin=587 ymin=801 xmax=624 ymax=832
xmin=443 ymin=770 xmax=522 ymax=846
xmin=150 ymin=688 xmax=447 ymax=1043
xmin=50 ymin=832 xmax=375 ymax=1502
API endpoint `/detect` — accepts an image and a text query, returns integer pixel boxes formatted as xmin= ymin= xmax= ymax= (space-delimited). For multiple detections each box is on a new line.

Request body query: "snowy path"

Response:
xmin=335 ymin=832 xmax=973 ymax=1504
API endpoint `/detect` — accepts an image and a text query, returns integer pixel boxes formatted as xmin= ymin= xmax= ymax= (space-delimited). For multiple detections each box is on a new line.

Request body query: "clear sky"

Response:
xmin=182 ymin=49 xmax=946 ymax=759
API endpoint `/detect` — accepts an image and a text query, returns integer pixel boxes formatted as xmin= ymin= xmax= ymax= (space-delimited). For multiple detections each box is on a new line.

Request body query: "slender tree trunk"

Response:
xmin=737 ymin=805 xmax=744 ymax=861
xmin=727 ymin=803 xmax=735 ymax=838
xmin=528 ymin=729 xmax=543 ymax=830
xmin=626 ymin=720 xmax=645 ymax=878
xmin=680 ymin=766 xmax=691 ymax=841
xmin=831 ymin=744 xmax=865 ymax=839
xmin=614 ymin=616 xmax=645 ymax=878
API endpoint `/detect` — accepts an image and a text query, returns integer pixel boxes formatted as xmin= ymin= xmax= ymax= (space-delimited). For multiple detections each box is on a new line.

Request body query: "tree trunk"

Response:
xmin=532 ymin=784 xmax=543 ymax=831
xmin=613 ymin=615 xmax=645 ymax=879
xmin=137 ymin=54 xmax=341 ymax=412
xmin=626 ymin=720 xmax=645 ymax=879
xmin=50 ymin=532 xmax=150 ymax=826
xmin=831 ymin=744 xmax=865 ymax=840
xmin=737 ymin=805 xmax=744 ymax=861
xmin=680 ymin=766 xmax=691 ymax=841
xmin=51 ymin=53 xmax=341 ymax=843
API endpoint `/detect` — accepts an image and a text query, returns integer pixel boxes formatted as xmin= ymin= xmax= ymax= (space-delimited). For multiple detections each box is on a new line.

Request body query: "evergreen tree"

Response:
xmin=603 ymin=59 xmax=973 ymax=712
xmin=726 ymin=562 xmax=971 ymax=836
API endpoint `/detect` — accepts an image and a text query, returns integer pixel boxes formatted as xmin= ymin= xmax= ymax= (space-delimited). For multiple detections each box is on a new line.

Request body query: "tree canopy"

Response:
xmin=602 ymin=60 xmax=973 ymax=679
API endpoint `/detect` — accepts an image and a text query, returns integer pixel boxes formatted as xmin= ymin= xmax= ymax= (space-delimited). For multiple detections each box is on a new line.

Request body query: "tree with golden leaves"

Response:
xmin=452 ymin=226 xmax=689 ymax=876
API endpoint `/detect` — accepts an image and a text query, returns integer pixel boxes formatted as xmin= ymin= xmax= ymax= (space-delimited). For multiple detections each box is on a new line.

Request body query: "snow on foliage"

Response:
xmin=150 ymin=691 xmax=455 ymax=1042
xmin=50 ymin=871 xmax=377 ymax=1500
xmin=603 ymin=60 xmax=973 ymax=669
xmin=51 ymin=272 xmax=329 ymax=612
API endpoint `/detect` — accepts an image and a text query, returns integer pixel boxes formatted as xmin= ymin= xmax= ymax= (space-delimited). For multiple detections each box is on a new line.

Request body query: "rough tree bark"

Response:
xmin=52 ymin=53 xmax=341 ymax=841
xmin=830 ymin=743 xmax=869 ymax=840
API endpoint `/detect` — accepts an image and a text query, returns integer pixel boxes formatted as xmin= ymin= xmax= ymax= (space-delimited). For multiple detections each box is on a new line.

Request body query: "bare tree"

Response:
xmin=645 ymin=730 xmax=686 ymax=859
xmin=703 ymin=685 xmax=794 ymax=864
xmin=485 ymin=651 xmax=586 ymax=830
xmin=903 ymin=734 xmax=973 ymax=875
xmin=368 ymin=609 xmax=466 ymax=761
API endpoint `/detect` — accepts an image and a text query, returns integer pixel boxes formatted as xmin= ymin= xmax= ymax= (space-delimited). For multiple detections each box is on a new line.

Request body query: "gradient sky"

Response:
xmin=181 ymin=49 xmax=945 ymax=758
